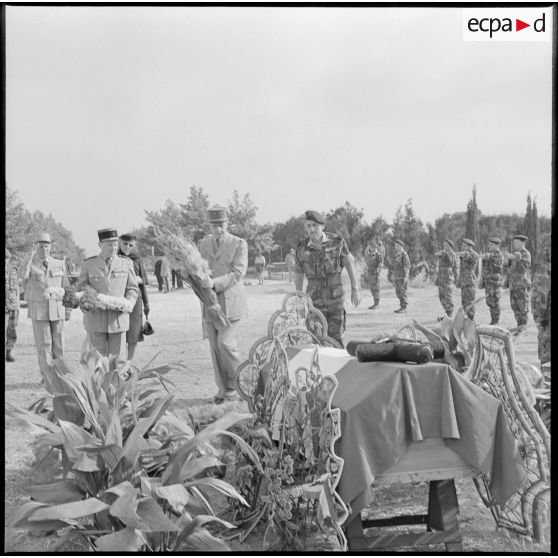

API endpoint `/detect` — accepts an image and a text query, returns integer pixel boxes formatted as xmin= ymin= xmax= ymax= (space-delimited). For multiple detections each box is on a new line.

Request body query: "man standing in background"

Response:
xmin=364 ymin=239 xmax=383 ymax=310
xmin=457 ymin=238 xmax=479 ymax=320
xmin=154 ymin=257 xmax=164 ymax=292
xmin=531 ymin=233 xmax=551 ymax=364
xmin=20 ymin=232 xmax=69 ymax=382
xmin=480 ymin=238 xmax=505 ymax=325
xmin=390 ymin=239 xmax=410 ymax=313
xmin=506 ymin=234 xmax=532 ymax=328
xmin=5 ymin=248 xmax=19 ymax=363
xmin=435 ymin=238 xmax=458 ymax=319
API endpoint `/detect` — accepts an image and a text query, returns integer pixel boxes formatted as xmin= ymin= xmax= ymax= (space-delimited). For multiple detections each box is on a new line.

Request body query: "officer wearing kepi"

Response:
xmin=77 ymin=228 xmax=139 ymax=358
xmin=505 ymin=234 xmax=532 ymax=327
xmin=295 ymin=210 xmax=360 ymax=347
xmin=456 ymin=238 xmax=479 ymax=320
xmin=480 ymin=237 xmax=505 ymax=325
xmin=5 ymin=248 xmax=20 ymax=362
xmin=20 ymin=232 xmax=69 ymax=382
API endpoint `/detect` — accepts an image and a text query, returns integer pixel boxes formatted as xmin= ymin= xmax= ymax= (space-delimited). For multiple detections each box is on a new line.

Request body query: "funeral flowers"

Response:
xmin=43 ymin=287 xmax=66 ymax=301
xmin=62 ymin=286 xmax=134 ymax=313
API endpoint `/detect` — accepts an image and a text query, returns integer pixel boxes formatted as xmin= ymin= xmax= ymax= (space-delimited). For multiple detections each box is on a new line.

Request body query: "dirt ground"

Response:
xmin=4 ymin=270 xmax=548 ymax=552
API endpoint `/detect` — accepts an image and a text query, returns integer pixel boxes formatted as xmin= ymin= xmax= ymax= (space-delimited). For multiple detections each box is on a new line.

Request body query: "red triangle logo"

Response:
xmin=516 ymin=19 xmax=530 ymax=31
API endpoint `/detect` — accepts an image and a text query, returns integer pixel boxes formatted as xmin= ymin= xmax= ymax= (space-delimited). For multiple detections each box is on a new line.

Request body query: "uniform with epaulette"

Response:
xmin=457 ymin=238 xmax=479 ymax=320
xmin=531 ymin=233 xmax=551 ymax=363
xmin=507 ymin=234 xmax=532 ymax=327
xmin=77 ymin=228 xmax=139 ymax=358
xmin=480 ymin=237 xmax=505 ymax=325
xmin=435 ymin=238 xmax=458 ymax=318
xmin=5 ymin=248 xmax=20 ymax=362
xmin=20 ymin=232 xmax=69 ymax=380
xmin=295 ymin=211 xmax=353 ymax=346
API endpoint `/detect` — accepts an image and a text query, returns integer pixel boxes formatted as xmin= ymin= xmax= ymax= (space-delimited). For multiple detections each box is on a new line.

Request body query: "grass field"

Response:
xmin=4 ymin=270 xmax=548 ymax=552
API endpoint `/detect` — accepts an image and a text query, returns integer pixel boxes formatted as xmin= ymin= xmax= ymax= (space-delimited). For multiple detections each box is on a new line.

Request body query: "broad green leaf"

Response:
xmin=105 ymin=409 xmax=123 ymax=447
xmin=25 ymin=480 xmax=84 ymax=504
xmin=6 ymin=403 xmax=61 ymax=434
xmin=109 ymin=491 xmax=142 ymax=529
xmin=58 ymin=419 xmax=96 ymax=462
xmin=10 ymin=501 xmax=49 ymax=527
xmin=159 ymin=413 xmax=195 ymax=437
xmin=73 ymin=451 xmax=100 ymax=472
xmin=155 ymin=484 xmax=190 ymax=513
xmin=28 ymin=497 xmax=109 ymax=521
xmin=35 ymin=430 xmax=64 ymax=449
xmin=184 ymin=527 xmax=230 ymax=551
xmin=211 ymin=429 xmax=263 ymax=472
xmin=183 ymin=477 xmax=249 ymax=508
xmin=179 ymin=456 xmax=223 ymax=481
xmin=53 ymin=395 xmax=85 ymax=425
xmin=195 ymin=514 xmax=237 ymax=530
xmin=103 ymin=480 xmax=138 ymax=499
xmin=94 ymin=526 xmax=146 ymax=552
xmin=135 ymin=497 xmax=181 ymax=532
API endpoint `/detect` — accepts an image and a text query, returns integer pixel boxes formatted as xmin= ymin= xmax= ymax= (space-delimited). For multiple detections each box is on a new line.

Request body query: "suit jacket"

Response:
xmin=77 ymin=254 xmax=139 ymax=333
xmin=199 ymin=232 xmax=248 ymax=320
xmin=21 ymin=255 xmax=68 ymax=321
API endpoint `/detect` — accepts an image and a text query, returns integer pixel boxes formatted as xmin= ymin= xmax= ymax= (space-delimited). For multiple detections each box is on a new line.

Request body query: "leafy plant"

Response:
xmin=7 ymin=348 xmax=257 ymax=551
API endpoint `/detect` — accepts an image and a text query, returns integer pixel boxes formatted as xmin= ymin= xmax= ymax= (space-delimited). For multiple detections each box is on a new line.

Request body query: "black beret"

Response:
xmin=304 ymin=210 xmax=325 ymax=225
xmin=444 ymin=238 xmax=454 ymax=249
xmin=513 ymin=234 xmax=528 ymax=242
xmin=488 ymin=237 xmax=501 ymax=245
xmin=394 ymin=239 xmax=405 ymax=248
xmin=119 ymin=233 xmax=137 ymax=242
xmin=462 ymin=238 xmax=475 ymax=247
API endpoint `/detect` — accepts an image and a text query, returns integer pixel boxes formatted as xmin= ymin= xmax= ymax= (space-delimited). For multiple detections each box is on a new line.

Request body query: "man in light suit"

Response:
xmin=77 ymin=228 xmax=139 ymax=358
xmin=199 ymin=206 xmax=248 ymax=404
xmin=20 ymin=232 xmax=69 ymax=381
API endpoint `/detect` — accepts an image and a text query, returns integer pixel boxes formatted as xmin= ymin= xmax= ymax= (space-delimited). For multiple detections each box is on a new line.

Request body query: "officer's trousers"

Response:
xmin=204 ymin=318 xmax=242 ymax=395
xmin=31 ymin=319 xmax=64 ymax=377
xmin=5 ymin=309 xmax=18 ymax=351
xmin=90 ymin=331 xmax=125 ymax=359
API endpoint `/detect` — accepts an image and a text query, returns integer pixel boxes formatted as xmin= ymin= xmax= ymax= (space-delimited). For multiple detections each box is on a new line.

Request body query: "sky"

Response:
xmin=6 ymin=5 xmax=553 ymax=255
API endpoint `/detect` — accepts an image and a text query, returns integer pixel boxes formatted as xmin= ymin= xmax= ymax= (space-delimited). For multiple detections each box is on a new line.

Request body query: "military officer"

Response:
xmin=5 ymin=248 xmax=19 ymax=362
xmin=77 ymin=228 xmax=139 ymax=358
xmin=531 ymin=233 xmax=551 ymax=364
xmin=20 ymin=232 xmax=69 ymax=381
xmin=294 ymin=210 xmax=361 ymax=347
xmin=389 ymin=239 xmax=410 ymax=313
xmin=456 ymin=238 xmax=479 ymax=320
xmin=434 ymin=238 xmax=459 ymax=319
xmin=199 ymin=206 xmax=248 ymax=403
xmin=505 ymin=234 xmax=532 ymax=327
xmin=480 ymin=238 xmax=505 ymax=325
xmin=364 ymin=240 xmax=383 ymax=310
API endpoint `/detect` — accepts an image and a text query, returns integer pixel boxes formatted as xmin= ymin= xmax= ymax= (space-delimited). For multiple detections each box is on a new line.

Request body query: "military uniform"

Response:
xmin=457 ymin=243 xmax=479 ymax=320
xmin=481 ymin=242 xmax=505 ymax=325
xmin=531 ymin=234 xmax=551 ymax=363
xmin=21 ymin=254 xmax=69 ymax=377
xmin=77 ymin=254 xmax=139 ymax=357
xmin=390 ymin=244 xmax=410 ymax=311
xmin=295 ymin=232 xmax=350 ymax=346
xmin=364 ymin=246 xmax=383 ymax=307
xmin=5 ymin=253 xmax=19 ymax=361
xmin=508 ymin=245 xmax=531 ymax=327
xmin=436 ymin=246 xmax=458 ymax=317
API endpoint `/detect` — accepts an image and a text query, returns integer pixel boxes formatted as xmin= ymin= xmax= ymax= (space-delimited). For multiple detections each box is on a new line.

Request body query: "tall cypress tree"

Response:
xmin=524 ymin=193 xmax=540 ymax=261
xmin=465 ymin=185 xmax=480 ymax=246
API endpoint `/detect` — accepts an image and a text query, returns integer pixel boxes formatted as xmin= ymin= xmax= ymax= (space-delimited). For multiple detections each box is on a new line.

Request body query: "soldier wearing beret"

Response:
xmin=77 ymin=228 xmax=139 ymax=358
xmin=480 ymin=237 xmax=505 ymax=325
xmin=364 ymin=239 xmax=383 ymax=310
xmin=118 ymin=233 xmax=150 ymax=360
xmin=199 ymin=206 xmax=248 ymax=403
xmin=294 ymin=210 xmax=361 ymax=347
xmin=531 ymin=233 xmax=551 ymax=364
xmin=20 ymin=232 xmax=70 ymax=381
xmin=505 ymin=234 xmax=532 ymax=327
xmin=388 ymin=239 xmax=410 ymax=313
xmin=434 ymin=238 xmax=459 ymax=319
xmin=456 ymin=238 xmax=480 ymax=320
xmin=5 ymin=248 xmax=19 ymax=362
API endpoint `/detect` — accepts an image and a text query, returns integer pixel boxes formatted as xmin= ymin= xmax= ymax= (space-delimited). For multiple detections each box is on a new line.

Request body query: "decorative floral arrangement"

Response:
xmin=43 ymin=287 xmax=66 ymax=301
xmin=155 ymin=227 xmax=230 ymax=330
xmin=66 ymin=286 xmax=134 ymax=313
xmin=62 ymin=286 xmax=81 ymax=309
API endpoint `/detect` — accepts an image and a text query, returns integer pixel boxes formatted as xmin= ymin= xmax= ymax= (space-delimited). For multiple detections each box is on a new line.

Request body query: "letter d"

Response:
xmin=534 ymin=13 xmax=545 ymax=32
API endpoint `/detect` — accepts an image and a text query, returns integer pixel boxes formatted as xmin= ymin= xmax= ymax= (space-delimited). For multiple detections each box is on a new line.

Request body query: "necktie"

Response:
xmin=215 ymin=239 xmax=220 ymax=251
xmin=43 ymin=260 xmax=48 ymax=271
xmin=106 ymin=257 xmax=112 ymax=269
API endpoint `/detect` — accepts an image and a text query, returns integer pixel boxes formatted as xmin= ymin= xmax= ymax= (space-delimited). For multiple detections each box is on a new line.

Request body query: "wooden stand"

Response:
xmin=346 ymin=479 xmax=463 ymax=552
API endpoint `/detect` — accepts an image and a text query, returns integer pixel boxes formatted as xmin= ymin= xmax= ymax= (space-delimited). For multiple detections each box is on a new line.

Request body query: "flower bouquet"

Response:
xmin=43 ymin=287 xmax=66 ymax=301
xmin=154 ymin=227 xmax=230 ymax=330
xmin=71 ymin=286 xmax=135 ymax=314
xmin=62 ymin=286 xmax=81 ymax=309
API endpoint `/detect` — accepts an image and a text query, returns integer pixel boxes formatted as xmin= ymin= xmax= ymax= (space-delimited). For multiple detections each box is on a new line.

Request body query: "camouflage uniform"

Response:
xmin=436 ymin=249 xmax=458 ymax=317
xmin=364 ymin=247 xmax=383 ymax=306
xmin=531 ymin=235 xmax=550 ymax=363
xmin=481 ymin=251 xmax=505 ymax=325
xmin=5 ymin=256 xmax=19 ymax=356
xmin=391 ymin=249 xmax=410 ymax=309
xmin=295 ymin=232 xmax=349 ymax=347
xmin=508 ymin=247 xmax=531 ymax=327
xmin=458 ymin=250 xmax=479 ymax=320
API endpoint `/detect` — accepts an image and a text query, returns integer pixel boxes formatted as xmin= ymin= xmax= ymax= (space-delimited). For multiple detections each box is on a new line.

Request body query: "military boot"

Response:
xmin=369 ymin=302 xmax=379 ymax=310
xmin=394 ymin=307 xmax=407 ymax=314
xmin=5 ymin=350 xmax=15 ymax=362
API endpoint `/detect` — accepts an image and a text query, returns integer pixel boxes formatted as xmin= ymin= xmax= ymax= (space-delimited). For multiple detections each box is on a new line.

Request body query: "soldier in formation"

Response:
xmin=531 ymin=233 xmax=551 ymax=364
xmin=364 ymin=239 xmax=383 ymax=310
xmin=20 ymin=232 xmax=70 ymax=382
xmin=77 ymin=228 xmax=139 ymax=358
xmin=479 ymin=237 xmax=505 ymax=325
xmin=505 ymin=234 xmax=532 ymax=327
xmin=434 ymin=238 xmax=459 ymax=319
xmin=295 ymin=210 xmax=361 ymax=347
xmin=388 ymin=239 xmax=410 ymax=313
xmin=5 ymin=248 xmax=19 ymax=363
xmin=456 ymin=238 xmax=479 ymax=320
